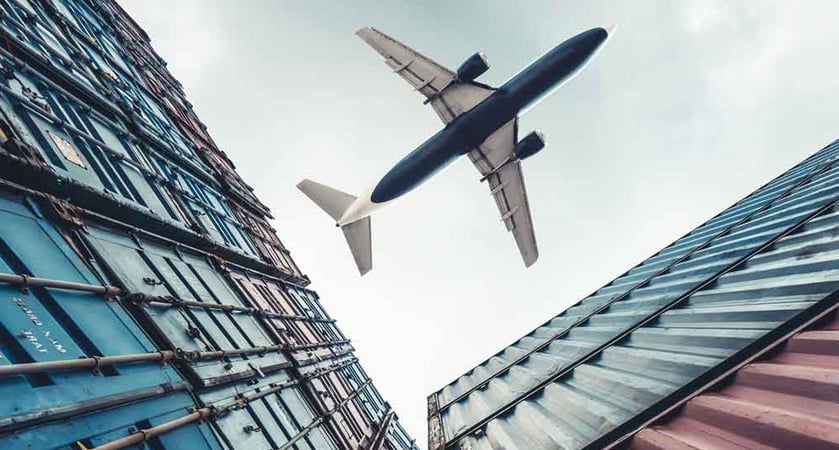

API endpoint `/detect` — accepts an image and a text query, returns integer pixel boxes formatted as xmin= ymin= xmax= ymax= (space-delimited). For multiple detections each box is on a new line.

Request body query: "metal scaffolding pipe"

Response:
xmin=368 ymin=409 xmax=396 ymax=450
xmin=0 ymin=351 xmax=173 ymax=376
xmin=93 ymin=408 xmax=212 ymax=450
xmin=278 ymin=379 xmax=373 ymax=450
xmin=0 ymin=153 xmax=308 ymax=288
xmin=0 ymin=272 xmax=331 ymax=328
xmin=91 ymin=360 xmax=359 ymax=450
xmin=0 ymin=343 xmax=285 ymax=377
xmin=291 ymin=339 xmax=351 ymax=351
xmin=194 ymin=344 xmax=285 ymax=360
xmin=127 ymin=293 xmax=334 ymax=323
xmin=0 ymin=273 xmax=330 ymax=324
xmin=0 ymin=272 xmax=122 ymax=297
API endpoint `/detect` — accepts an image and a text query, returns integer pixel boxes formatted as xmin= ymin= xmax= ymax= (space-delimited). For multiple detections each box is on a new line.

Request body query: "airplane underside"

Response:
xmin=298 ymin=25 xmax=613 ymax=275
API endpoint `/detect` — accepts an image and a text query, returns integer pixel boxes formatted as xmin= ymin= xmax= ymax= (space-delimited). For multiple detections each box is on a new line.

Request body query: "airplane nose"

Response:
xmin=604 ymin=23 xmax=618 ymax=36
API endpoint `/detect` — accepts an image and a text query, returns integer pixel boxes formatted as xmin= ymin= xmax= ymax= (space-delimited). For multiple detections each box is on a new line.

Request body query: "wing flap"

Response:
xmin=431 ymin=83 xmax=494 ymax=124
xmin=467 ymin=119 xmax=539 ymax=267
xmin=356 ymin=27 xmax=454 ymax=97
xmin=487 ymin=162 xmax=538 ymax=266
xmin=356 ymin=27 xmax=494 ymax=124
xmin=468 ymin=120 xmax=517 ymax=173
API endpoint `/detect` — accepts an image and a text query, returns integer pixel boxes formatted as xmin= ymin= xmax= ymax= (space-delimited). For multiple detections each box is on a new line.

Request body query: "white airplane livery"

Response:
xmin=299 ymin=25 xmax=616 ymax=275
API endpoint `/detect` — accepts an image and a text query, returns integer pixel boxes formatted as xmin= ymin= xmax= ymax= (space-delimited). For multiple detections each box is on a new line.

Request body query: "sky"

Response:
xmin=118 ymin=1 xmax=839 ymax=447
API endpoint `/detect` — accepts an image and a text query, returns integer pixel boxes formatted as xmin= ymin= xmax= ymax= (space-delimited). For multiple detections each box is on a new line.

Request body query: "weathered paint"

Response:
xmin=0 ymin=0 xmax=416 ymax=448
xmin=629 ymin=310 xmax=839 ymax=450
xmin=435 ymin=141 xmax=839 ymax=412
xmin=0 ymin=191 xmax=218 ymax=450
xmin=431 ymin=138 xmax=839 ymax=449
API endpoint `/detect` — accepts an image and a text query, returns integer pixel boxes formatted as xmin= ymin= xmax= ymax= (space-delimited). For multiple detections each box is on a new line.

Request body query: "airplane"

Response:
xmin=298 ymin=24 xmax=616 ymax=275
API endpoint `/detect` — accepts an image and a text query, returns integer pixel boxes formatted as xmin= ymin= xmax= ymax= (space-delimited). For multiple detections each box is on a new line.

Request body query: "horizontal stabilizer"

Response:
xmin=297 ymin=179 xmax=356 ymax=221
xmin=341 ymin=217 xmax=372 ymax=275
xmin=297 ymin=179 xmax=373 ymax=275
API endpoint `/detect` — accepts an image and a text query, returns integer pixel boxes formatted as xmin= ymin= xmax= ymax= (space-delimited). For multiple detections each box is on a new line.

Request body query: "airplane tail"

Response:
xmin=297 ymin=179 xmax=372 ymax=275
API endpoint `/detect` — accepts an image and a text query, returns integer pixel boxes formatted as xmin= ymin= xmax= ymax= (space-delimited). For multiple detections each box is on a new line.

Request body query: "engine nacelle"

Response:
xmin=456 ymin=52 xmax=490 ymax=82
xmin=514 ymin=131 xmax=547 ymax=161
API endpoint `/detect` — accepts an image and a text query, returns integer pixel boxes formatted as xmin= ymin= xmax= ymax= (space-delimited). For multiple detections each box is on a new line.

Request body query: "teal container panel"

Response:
xmin=0 ymin=190 xmax=219 ymax=449
xmin=82 ymin=226 xmax=287 ymax=388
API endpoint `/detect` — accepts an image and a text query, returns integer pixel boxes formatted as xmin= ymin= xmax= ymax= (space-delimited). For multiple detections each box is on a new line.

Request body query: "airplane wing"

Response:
xmin=467 ymin=119 xmax=539 ymax=267
xmin=356 ymin=27 xmax=493 ymax=124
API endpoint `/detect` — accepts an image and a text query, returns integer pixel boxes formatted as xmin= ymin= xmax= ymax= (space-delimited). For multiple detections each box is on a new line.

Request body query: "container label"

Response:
xmin=13 ymin=297 xmax=67 ymax=354
xmin=47 ymin=130 xmax=86 ymax=168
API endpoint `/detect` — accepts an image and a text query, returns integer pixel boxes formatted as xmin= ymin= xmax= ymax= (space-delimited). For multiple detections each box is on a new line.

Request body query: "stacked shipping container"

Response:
xmin=428 ymin=134 xmax=839 ymax=448
xmin=628 ymin=302 xmax=839 ymax=450
xmin=0 ymin=0 xmax=415 ymax=449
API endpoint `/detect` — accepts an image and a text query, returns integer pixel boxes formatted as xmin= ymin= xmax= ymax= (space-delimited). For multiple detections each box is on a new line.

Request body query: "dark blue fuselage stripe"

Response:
xmin=370 ymin=27 xmax=608 ymax=204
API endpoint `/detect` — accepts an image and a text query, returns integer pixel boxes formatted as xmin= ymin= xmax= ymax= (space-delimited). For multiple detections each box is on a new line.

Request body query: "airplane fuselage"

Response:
xmin=338 ymin=26 xmax=610 ymax=225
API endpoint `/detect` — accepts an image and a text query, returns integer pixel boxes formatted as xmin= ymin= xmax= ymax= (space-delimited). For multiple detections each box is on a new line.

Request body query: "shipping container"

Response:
xmin=429 ymin=138 xmax=839 ymax=449
xmin=0 ymin=0 xmax=416 ymax=448
xmin=0 ymin=189 xmax=219 ymax=450
xmin=627 ymin=303 xmax=839 ymax=450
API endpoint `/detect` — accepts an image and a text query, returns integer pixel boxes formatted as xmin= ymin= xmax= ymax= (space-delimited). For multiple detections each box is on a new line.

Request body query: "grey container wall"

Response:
xmin=429 ymin=139 xmax=839 ymax=449
xmin=0 ymin=0 xmax=415 ymax=448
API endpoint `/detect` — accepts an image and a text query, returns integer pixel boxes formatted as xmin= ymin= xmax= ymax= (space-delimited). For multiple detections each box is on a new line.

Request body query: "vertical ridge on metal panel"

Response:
xmin=434 ymin=140 xmax=839 ymax=415
xmin=627 ymin=305 xmax=839 ymax=450
xmin=431 ymin=137 xmax=839 ymax=450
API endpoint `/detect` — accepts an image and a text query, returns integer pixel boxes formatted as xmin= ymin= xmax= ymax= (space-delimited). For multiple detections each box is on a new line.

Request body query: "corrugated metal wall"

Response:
xmin=0 ymin=0 xmax=415 ymax=448
xmin=627 ymin=305 xmax=839 ymax=450
xmin=428 ymin=137 xmax=839 ymax=449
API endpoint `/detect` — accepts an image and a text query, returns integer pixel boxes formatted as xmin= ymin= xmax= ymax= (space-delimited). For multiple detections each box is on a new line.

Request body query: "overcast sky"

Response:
xmin=118 ymin=1 xmax=839 ymax=447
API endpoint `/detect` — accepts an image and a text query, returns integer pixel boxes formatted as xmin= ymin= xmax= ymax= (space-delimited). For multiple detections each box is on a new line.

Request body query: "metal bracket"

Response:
xmin=500 ymin=206 xmax=519 ymax=221
xmin=242 ymin=424 xmax=262 ymax=434
xmin=186 ymin=325 xmax=201 ymax=339
xmin=87 ymin=355 xmax=102 ymax=376
xmin=18 ymin=273 xmax=29 ymax=294
xmin=479 ymin=156 xmax=514 ymax=183
xmin=142 ymin=277 xmax=163 ymax=286
xmin=490 ymin=182 xmax=507 ymax=195
xmin=415 ymin=76 xmax=436 ymax=91
xmin=39 ymin=196 xmax=85 ymax=229
xmin=392 ymin=58 xmax=414 ymax=73
xmin=0 ymin=136 xmax=47 ymax=169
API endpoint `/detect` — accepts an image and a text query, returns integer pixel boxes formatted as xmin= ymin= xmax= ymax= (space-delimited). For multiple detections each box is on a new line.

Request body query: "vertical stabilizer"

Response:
xmin=341 ymin=217 xmax=372 ymax=275
xmin=297 ymin=179 xmax=373 ymax=275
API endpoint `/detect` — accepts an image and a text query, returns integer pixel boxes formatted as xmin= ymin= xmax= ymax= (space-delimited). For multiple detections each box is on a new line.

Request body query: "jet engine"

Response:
xmin=514 ymin=131 xmax=547 ymax=160
xmin=456 ymin=52 xmax=489 ymax=82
